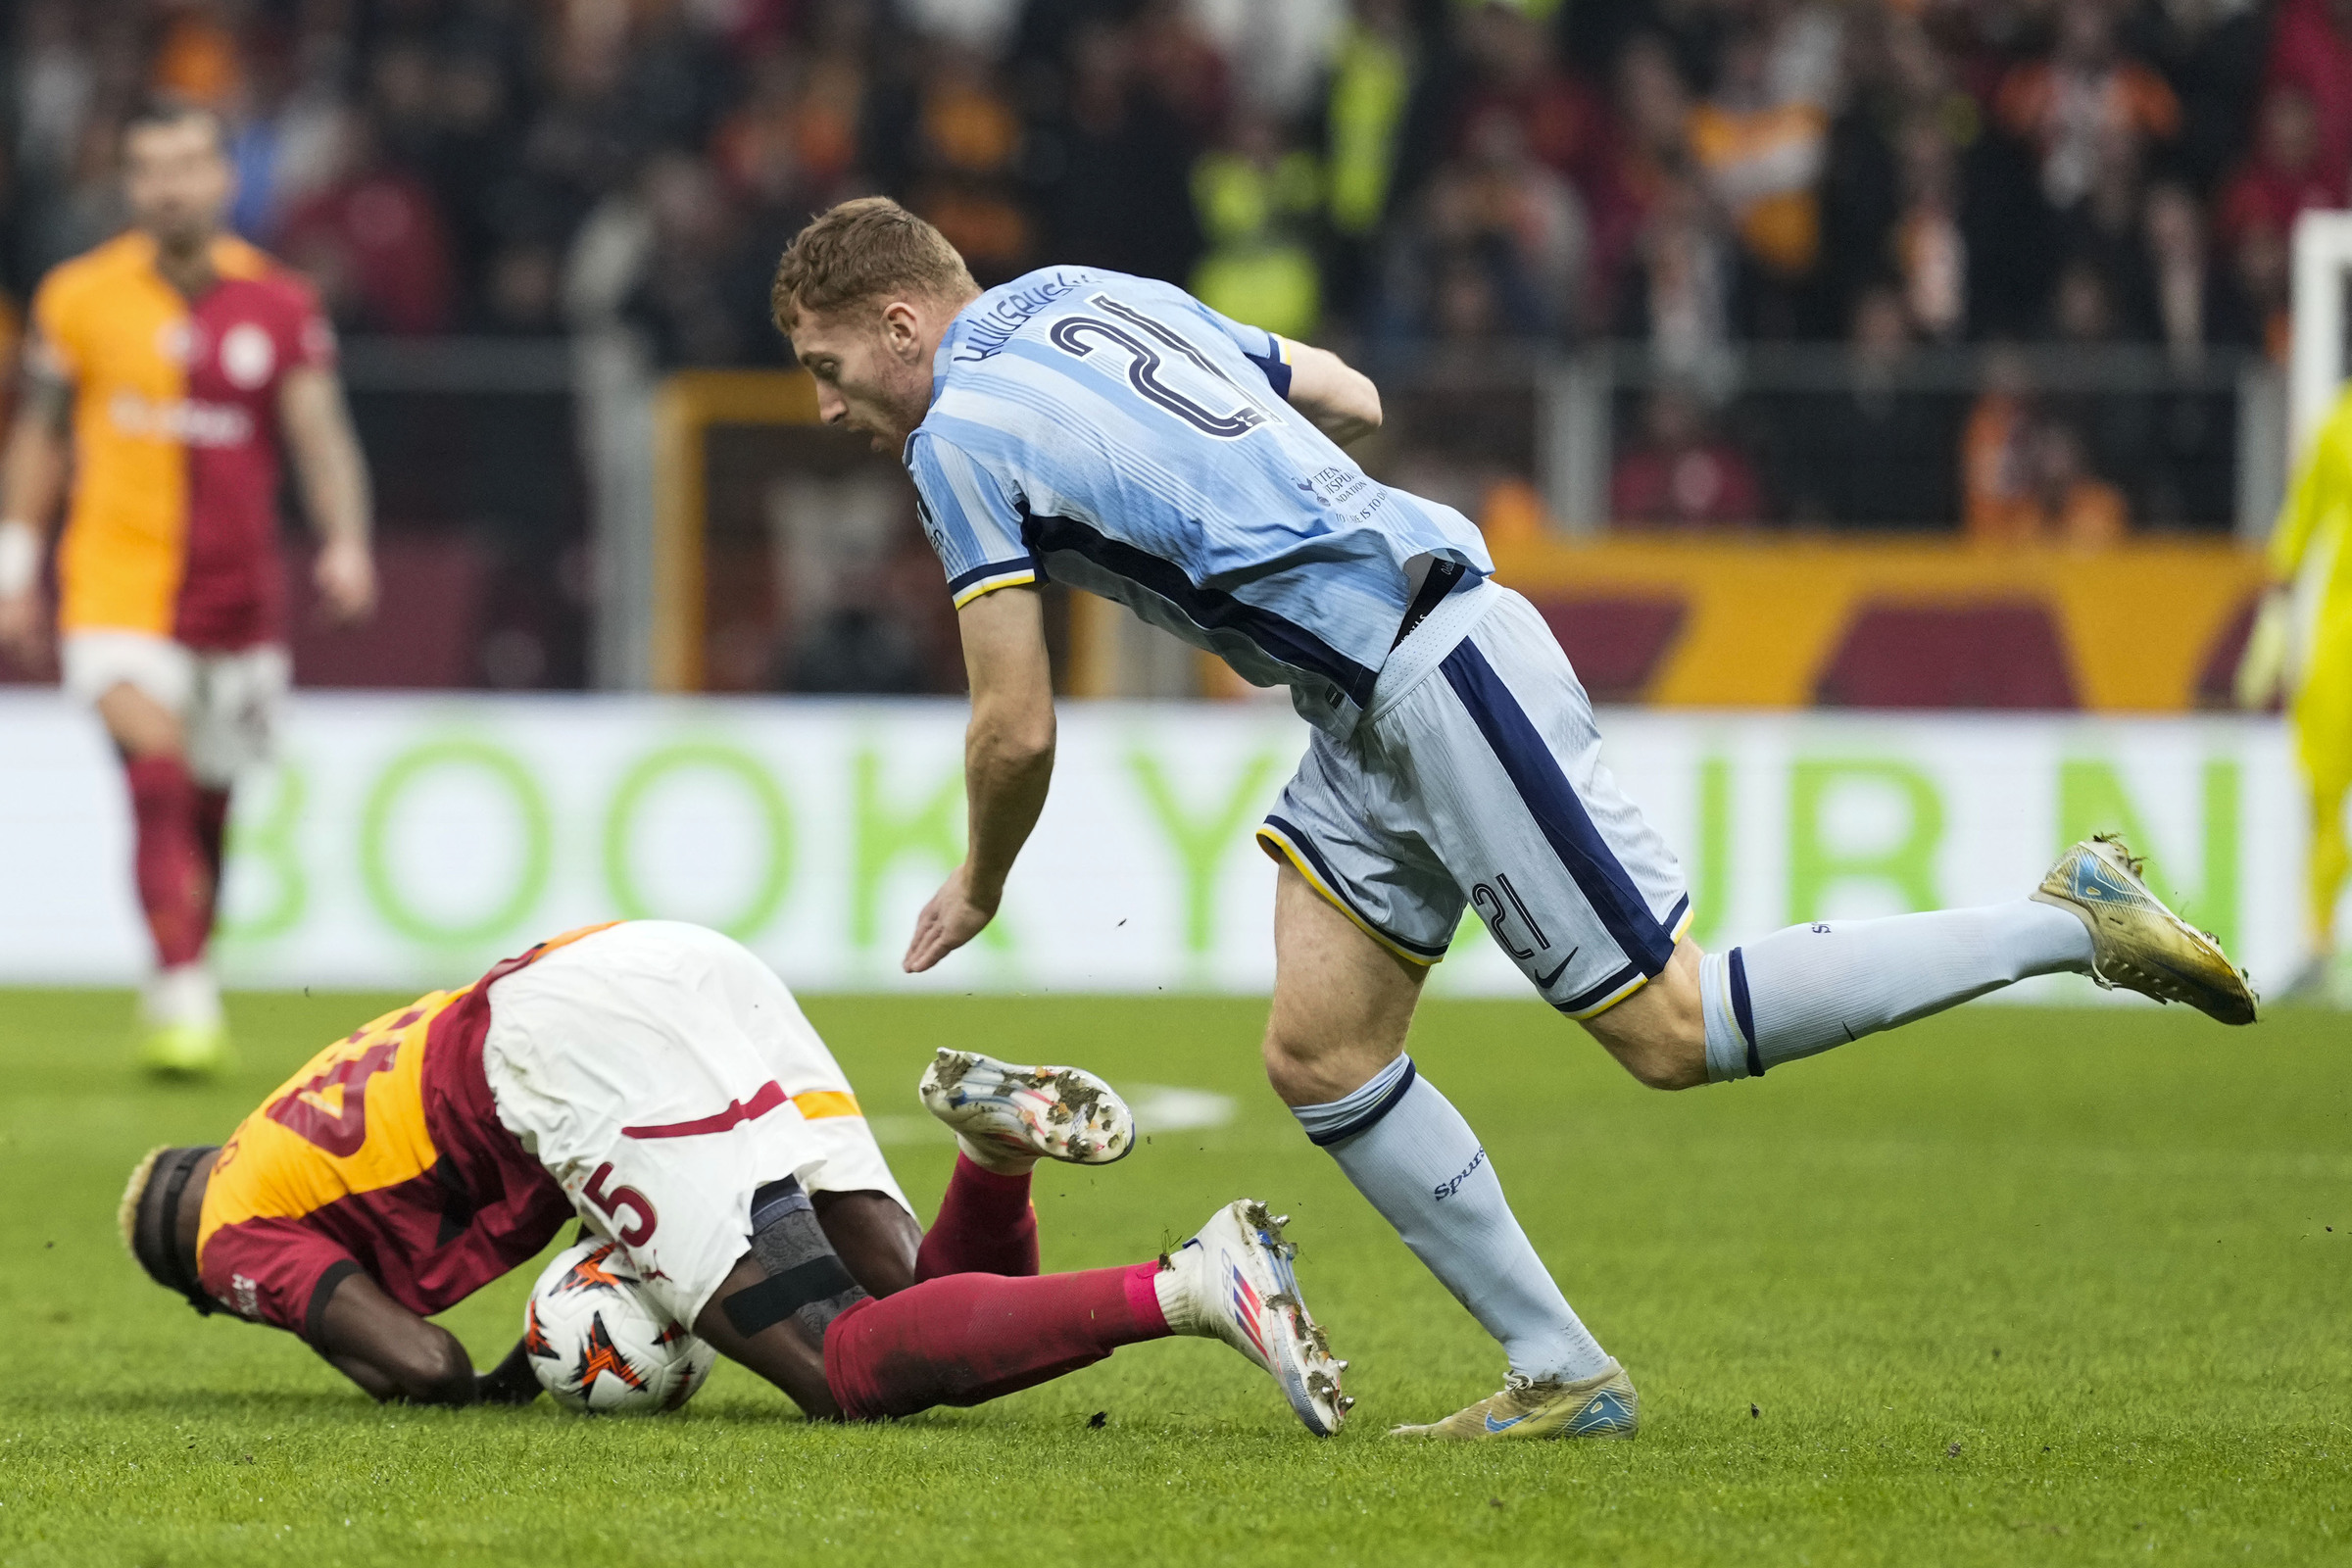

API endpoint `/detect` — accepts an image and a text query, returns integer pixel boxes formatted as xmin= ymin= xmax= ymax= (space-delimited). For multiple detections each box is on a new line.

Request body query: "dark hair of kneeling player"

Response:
xmin=121 ymin=1145 xmax=220 ymax=1314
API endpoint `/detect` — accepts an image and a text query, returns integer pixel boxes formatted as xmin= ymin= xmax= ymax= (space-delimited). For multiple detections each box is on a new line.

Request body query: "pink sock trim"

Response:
xmin=1121 ymin=1260 xmax=1170 ymax=1338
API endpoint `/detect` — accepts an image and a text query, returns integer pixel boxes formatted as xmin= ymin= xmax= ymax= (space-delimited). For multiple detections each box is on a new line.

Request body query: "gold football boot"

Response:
xmin=1389 ymin=1361 xmax=1639 ymax=1441
xmin=2032 ymin=835 xmax=2257 ymax=1025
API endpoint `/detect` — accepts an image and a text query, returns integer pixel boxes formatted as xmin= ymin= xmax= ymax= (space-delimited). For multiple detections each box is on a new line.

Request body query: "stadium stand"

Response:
xmin=0 ymin=0 xmax=2330 ymax=698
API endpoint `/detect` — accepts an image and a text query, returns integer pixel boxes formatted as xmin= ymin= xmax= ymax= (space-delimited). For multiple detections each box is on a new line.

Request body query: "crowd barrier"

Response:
xmin=1490 ymin=536 xmax=2270 ymax=710
xmin=0 ymin=691 xmax=2306 ymax=1000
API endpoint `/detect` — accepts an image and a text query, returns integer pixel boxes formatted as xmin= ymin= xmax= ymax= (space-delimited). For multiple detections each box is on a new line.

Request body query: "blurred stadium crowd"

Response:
xmin=2 ymin=0 xmax=2328 ymax=364
xmin=0 ymin=0 xmax=2335 ymax=695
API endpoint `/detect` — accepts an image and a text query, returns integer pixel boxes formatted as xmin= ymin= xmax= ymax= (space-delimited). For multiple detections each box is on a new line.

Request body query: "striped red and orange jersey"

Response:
xmin=194 ymin=928 xmax=613 ymax=1343
xmin=29 ymin=231 xmax=333 ymax=648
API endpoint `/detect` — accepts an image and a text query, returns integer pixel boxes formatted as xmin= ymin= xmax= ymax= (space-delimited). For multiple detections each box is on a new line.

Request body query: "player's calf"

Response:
xmin=821 ymin=1200 xmax=1347 ymax=1434
xmin=693 ymin=1248 xmax=847 ymax=1418
xmin=693 ymin=1176 xmax=872 ymax=1416
xmin=1686 ymin=837 xmax=2250 ymax=1086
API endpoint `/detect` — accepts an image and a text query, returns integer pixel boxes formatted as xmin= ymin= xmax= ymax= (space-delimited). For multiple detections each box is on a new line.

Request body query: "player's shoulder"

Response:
xmin=32 ymin=230 xmax=154 ymax=314
xmin=213 ymin=238 xmax=324 ymax=315
xmin=906 ymin=408 xmax=1023 ymax=480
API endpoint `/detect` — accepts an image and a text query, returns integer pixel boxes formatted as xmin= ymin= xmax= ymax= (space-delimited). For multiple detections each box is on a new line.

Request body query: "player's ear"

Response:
xmin=879 ymin=300 xmax=925 ymax=359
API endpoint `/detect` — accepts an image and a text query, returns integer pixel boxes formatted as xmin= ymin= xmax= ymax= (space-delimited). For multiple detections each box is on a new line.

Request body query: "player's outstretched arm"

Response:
xmin=1281 ymin=341 xmax=1382 ymax=448
xmin=312 ymin=1269 xmax=484 ymax=1406
xmin=906 ymin=584 xmax=1055 ymax=972
xmin=279 ymin=364 xmax=376 ymax=624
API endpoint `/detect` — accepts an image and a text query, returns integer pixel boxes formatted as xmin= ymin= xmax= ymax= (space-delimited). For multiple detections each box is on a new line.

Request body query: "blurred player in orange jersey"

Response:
xmin=0 ymin=101 xmax=375 ymax=1075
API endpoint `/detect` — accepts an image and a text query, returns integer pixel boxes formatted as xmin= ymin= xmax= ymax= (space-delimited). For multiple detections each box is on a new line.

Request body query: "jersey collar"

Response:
xmin=912 ymin=296 xmax=987 ymax=462
xmin=931 ymin=296 xmax=986 ymax=404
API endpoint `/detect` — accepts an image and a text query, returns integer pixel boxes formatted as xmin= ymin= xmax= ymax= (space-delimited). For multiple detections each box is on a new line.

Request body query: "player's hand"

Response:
xmin=2233 ymin=586 xmax=2290 ymax=710
xmin=315 ymin=537 xmax=377 ymax=624
xmin=474 ymin=1339 xmax=546 ymax=1405
xmin=905 ymin=863 xmax=998 ymax=973
xmin=0 ymin=590 xmax=45 ymax=669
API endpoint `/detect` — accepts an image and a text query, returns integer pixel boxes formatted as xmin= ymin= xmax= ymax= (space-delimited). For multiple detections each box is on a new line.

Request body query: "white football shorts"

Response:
xmin=1259 ymin=579 xmax=1691 ymax=1019
xmin=479 ymin=920 xmax=910 ymax=1327
xmin=60 ymin=630 xmax=288 ymax=787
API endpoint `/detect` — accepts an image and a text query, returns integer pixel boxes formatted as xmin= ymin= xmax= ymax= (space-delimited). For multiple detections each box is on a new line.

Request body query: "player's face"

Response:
xmin=124 ymin=118 xmax=233 ymax=251
xmin=789 ymin=302 xmax=936 ymax=454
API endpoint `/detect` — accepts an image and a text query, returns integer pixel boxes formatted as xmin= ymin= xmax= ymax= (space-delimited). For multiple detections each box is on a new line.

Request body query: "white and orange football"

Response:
xmin=523 ymin=1238 xmax=714 ymax=1414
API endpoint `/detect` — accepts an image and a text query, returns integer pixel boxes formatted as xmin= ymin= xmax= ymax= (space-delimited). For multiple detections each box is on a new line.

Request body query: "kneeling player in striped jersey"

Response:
xmin=118 ymin=920 xmax=1347 ymax=1433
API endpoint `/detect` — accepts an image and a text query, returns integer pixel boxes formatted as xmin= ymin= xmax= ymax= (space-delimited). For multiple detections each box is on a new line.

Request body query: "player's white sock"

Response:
xmin=1291 ymin=1054 xmax=1610 ymax=1382
xmin=954 ymin=1134 xmax=1037 ymax=1176
xmin=1700 ymin=901 xmax=2093 ymax=1081
xmin=141 ymin=962 xmax=221 ymax=1030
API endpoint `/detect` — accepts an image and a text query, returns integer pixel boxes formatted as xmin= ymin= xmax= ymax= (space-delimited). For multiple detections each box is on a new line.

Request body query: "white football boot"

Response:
xmin=1156 ymin=1200 xmax=1349 ymax=1437
xmin=918 ymin=1049 xmax=1135 ymax=1165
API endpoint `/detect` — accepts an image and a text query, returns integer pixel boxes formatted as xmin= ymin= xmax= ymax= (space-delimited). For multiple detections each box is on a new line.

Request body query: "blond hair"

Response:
xmin=770 ymin=197 xmax=977 ymax=331
xmin=119 ymin=1145 xmax=171 ymax=1258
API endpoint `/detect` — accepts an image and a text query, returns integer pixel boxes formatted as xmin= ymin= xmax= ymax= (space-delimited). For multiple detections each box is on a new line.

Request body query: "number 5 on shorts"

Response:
xmin=583 ymin=1162 xmax=658 ymax=1246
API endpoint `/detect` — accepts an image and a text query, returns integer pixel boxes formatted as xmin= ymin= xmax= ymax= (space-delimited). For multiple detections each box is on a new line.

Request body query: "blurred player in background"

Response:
xmin=0 ymin=101 xmax=375 ymax=1075
xmin=119 ymin=920 xmax=1348 ymax=1434
xmin=771 ymin=197 xmax=2257 ymax=1443
xmin=2239 ymin=385 xmax=2352 ymax=1000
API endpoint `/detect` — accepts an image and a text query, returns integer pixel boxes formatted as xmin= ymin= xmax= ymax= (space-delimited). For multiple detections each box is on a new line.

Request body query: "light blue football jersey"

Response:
xmin=905 ymin=267 xmax=1493 ymax=736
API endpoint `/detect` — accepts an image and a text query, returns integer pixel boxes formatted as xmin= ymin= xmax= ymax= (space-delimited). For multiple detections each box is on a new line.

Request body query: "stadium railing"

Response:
xmin=278 ymin=337 xmax=2290 ymax=704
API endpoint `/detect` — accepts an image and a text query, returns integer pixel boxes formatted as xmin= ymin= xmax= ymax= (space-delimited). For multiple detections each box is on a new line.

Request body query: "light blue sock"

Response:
xmin=1293 ymin=1055 xmax=1610 ymax=1382
xmin=1701 ymin=901 xmax=2093 ymax=1081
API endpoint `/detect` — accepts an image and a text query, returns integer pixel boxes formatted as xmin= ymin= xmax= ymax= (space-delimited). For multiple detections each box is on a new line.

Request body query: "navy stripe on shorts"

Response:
xmin=1437 ymin=640 xmax=1677 ymax=978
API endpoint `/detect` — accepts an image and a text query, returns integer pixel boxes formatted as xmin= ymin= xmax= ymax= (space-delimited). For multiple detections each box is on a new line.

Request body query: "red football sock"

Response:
xmin=192 ymin=787 xmax=231 ymax=939
xmin=125 ymin=755 xmax=207 ymax=968
xmin=823 ymin=1262 xmax=1169 ymax=1419
xmin=915 ymin=1154 xmax=1039 ymax=1281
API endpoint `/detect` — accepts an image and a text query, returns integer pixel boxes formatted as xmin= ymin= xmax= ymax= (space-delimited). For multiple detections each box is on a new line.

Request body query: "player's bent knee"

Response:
xmin=811 ymin=1189 xmax=921 ymax=1298
xmin=1581 ymin=942 xmax=1709 ymax=1091
xmin=728 ymin=1179 xmax=868 ymax=1340
xmin=1259 ymin=1027 xmax=1318 ymax=1098
xmin=1261 ymin=1025 xmax=1397 ymax=1109
xmin=1590 ymin=1011 xmax=1708 ymax=1091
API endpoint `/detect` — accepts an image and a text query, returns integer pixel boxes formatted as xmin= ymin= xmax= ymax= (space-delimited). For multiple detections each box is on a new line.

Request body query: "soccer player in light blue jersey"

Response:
xmin=769 ymin=198 xmax=2256 ymax=1442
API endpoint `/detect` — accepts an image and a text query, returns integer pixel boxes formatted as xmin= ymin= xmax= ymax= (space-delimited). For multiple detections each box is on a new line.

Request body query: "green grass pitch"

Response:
xmin=0 ymin=988 xmax=2345 ymax=1566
